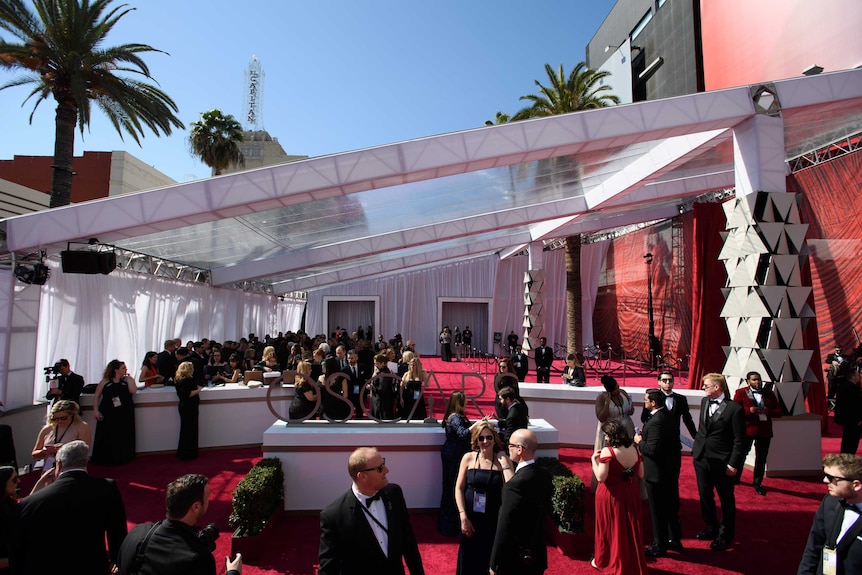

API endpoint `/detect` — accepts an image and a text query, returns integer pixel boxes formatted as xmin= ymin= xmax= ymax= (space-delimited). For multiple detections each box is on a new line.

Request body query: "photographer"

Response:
xmin=117 ymin=474 xmax=242 ymax=575
xmin=45 ymin=359 xmax=84 ymax=407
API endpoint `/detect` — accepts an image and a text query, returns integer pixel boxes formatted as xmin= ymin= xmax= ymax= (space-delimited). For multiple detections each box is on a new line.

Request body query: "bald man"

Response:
xmin=489 ymin=429 xmax=553 ymax=575
xmin=318 ymin=447 xmax=424 ymax=575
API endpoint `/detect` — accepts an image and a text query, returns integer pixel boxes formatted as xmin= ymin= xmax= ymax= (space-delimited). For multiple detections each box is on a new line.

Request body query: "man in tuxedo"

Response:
xmin=318 ymin=447 xmax=424 ymax=575
xmin=798 ymin=453 xmax=862 ymax=575
xmin=156 ymin=340 xmax=179 ymax=385
xmin=733 ymin=370 xmax=782 ymax=495
xmin=12 ymin=440 xmax=127 ymax=575
xmin=533 ymin=337 xmax=554 ymax=383
xmin=641 ymin=371 xmax=698 ymax=440
xmin=510 ymin=345 xmax=530 ymax=382
xmin=490 ymin=428 xmax=552 ymax=575
xmin=344 ymin=349 xmax=370 ymax=419
xmin=117 ymin=474 xmax=242 ymax=575
xmin=635 ymin=389 xmax=682 ymax=557
xmin=462 ymin=326 xmax=473 ymax=349
xmin=45 ymin=358 xmax=85 ymax=406
xmin=497 ymin=386 xmax=529 ymax=444
xmin=692 ymin=373 xmax=746 ymax=551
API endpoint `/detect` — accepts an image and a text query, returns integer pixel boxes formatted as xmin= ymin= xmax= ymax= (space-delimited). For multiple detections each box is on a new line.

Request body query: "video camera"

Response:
xmin=197 ymin=523 xmax=219 ymax=552
xmin=43 ymin=362 xmax=63 ymax=383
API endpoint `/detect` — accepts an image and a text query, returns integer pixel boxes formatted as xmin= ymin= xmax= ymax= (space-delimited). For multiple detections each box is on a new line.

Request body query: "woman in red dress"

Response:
xmin=590 ymin=420 xmax=648 ymax=575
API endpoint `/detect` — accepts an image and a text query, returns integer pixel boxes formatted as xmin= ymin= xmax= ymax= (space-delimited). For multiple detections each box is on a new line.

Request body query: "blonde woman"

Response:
xmin=289 ymin=360 xmax=318 ymax=419
xmin=30 ymin=400 xmax=90 ymax=493
xmin=399 ymin=357 xmax=427 ymax=420
xmin=175 ymin=361 xmax=202 ymax=460
xmin=454 ymin=421 xmax=514 ymax=574
xmin=254 ymin=345 xmax=279 ymax=372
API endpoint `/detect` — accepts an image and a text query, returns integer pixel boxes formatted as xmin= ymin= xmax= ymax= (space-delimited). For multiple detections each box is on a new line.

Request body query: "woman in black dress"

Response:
xmin=91 ymin=359 xmax=137 ymax=465
xmin=174 ymin=361 xmax=202 ymax=460
xmin=399 ymin=356 xmax=427 ymax=420
xmin=289 ymin=360 xmax=319 ymax=420
xmin=454 ymin=422 xmax=514 ymax=575
xmin=438 ymin=391 xmax=473 ymax=536
xmin=0 ymin=466 xmax=18 ymax=574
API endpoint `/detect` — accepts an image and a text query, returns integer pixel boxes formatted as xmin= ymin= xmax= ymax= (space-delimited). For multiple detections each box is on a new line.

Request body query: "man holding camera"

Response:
xmin=117 ymin=474 xmax=242 ymax=575
xmin=45 ymin=358 xmax=85 ymax=406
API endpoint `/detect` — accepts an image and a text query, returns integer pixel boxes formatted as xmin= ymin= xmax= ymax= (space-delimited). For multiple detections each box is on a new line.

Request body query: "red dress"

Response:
xmin=594 ymin=448 xmax=648 ymax=575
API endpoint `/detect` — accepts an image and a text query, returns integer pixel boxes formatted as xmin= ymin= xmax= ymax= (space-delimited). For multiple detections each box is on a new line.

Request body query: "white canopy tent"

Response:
xmin=1 ymin=68 xmax=861 ymax=405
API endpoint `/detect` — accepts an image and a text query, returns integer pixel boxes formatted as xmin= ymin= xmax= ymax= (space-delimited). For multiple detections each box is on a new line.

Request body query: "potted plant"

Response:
xmin=536 ymin=457 xmax=588 ymax=558
xmin=229 ymin=458 xmax=285 ymax=560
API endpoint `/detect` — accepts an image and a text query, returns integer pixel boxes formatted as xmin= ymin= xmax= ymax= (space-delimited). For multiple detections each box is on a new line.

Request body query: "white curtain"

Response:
xmin=33 ymin=260 xmax=304 ymax=397
xmin=307 ymin=256 xmax=500 ymax=355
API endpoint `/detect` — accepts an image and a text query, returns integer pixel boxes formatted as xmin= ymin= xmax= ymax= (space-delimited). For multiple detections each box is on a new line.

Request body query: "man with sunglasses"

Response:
xmin=319 ymin=447 xmax=424 ymax=575
xmin=798 ymin=453 xmax=862 ymax=574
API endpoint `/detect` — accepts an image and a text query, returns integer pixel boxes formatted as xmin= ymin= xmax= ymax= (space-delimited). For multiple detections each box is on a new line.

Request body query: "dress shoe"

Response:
xmin=589 ymin=557 xmax=599 ymax=570
xmin=645 ymin=544 xmax=667 ymax=558
xmin=695 ymin=527 xmax=718 ymax=540
xmin=710 ymin=537 xmax=731 ymax=551
xmin=666 ymin=540 xmax=684 ymax=553
xmin=754 ymin=483 xmax=766 ymax=496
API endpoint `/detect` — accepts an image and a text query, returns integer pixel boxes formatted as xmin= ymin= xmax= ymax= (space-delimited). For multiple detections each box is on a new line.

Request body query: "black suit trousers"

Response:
xmin=694 ymin=456 xmax=736 ymax=538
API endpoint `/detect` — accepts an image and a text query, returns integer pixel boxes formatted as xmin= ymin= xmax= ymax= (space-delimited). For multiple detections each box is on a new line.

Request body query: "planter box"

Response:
xmin=231 ymin=504 xmax=284 ymax=561
xmin=545 ymin=515 xmax=591 ymax=559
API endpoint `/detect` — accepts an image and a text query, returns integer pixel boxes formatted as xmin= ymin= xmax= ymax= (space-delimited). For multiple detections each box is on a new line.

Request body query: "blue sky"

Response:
xmin=0 ymin=0 xmax=616 ymax=182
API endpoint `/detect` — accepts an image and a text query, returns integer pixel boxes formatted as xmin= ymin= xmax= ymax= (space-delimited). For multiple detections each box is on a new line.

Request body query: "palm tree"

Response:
xmin=0 ymin=0 xmax=184 ymax=208
xmin=484 ymin=111 xmax=511 ymax=126
xmin=515 ymin=62 xmax=619 ymax=355
xmin=188 ymin=109 xmax=245 ymax=176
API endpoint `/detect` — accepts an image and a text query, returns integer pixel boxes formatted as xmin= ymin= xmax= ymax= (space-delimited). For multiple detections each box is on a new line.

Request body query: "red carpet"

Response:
xmin=34 ymin=356 xmax=836 ymax=574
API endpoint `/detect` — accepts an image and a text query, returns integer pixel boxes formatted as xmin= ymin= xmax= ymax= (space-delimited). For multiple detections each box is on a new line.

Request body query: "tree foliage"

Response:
xmin=188 ymin=108 xmax=245 ymax=176
xmin=0 ymin=0 xmax=184 ymax=207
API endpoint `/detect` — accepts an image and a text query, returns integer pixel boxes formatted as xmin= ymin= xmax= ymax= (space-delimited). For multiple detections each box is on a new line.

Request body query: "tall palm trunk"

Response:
xmin=50 ymin=102 xmax=78 ymax=208
xmin=565 ymin=235 xmax=582 ymax=355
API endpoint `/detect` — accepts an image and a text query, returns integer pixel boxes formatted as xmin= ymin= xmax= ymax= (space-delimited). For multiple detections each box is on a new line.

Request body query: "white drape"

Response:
xmin=33 ymin=260 xmax=304 ymax=397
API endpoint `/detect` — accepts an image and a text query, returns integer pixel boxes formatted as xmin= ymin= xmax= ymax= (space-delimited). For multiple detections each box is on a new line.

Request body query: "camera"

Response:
xmin=44 ymin=363 xmax=62 ymax=383
xmin=197 ymin=523 xmax=219 ymax=552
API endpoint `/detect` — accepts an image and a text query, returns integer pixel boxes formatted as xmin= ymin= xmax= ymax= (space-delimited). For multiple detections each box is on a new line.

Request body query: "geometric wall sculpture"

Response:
xmin=718 ymin=191 xmax=817 ymax=415
xmin=522 ymin=269 xmax=545 ymax=353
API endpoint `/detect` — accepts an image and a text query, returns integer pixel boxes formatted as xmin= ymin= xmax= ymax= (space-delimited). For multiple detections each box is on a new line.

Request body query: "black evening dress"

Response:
xmin=91 ymin=379 xmax=136 ymax=465
xmin=457 ymin=454 xmax=505 ymax=575
xmin=399 ymin=378 xmax=427 ymax=420
xmin=289 ymin=380 xmax=317 ymax=419
xmin=437 ymin=413 xmax=472 ymax=536
xmin=175 ymin=376 xmax=200 ymax=460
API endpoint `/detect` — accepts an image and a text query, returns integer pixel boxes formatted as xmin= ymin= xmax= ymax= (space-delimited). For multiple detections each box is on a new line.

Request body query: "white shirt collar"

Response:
xmin=515 ymin=458 xmax=535 ymax=472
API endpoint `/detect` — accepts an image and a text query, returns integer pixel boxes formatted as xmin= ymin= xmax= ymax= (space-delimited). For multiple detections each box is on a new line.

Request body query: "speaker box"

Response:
xmin=60 ymin=251 xmax=116 ymax=275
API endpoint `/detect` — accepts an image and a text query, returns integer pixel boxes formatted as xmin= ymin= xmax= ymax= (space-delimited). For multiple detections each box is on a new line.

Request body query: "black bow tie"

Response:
xmin=366 ymin=492 xmax=382 ymax=508
xmin=841 ymin=500 xmax=860 ymax=513
xmin=709 ymin=399 xmax=720 ymax=405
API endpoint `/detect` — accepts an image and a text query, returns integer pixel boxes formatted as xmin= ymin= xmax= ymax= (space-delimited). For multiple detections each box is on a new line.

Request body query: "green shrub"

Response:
xmin=551 ymin=474 xmax=585 ymax=533
xmin=536 ymin=456 xmax=585 ymax=533
xmin=229 ymin=458 xmax=285 ymax=536
xmin=536 ymin=456 xmax=574 ymax=478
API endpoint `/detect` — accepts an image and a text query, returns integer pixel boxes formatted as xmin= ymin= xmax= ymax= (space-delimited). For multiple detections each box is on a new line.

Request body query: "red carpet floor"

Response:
xmin=37 ymin=357 xmax=837 ymax=574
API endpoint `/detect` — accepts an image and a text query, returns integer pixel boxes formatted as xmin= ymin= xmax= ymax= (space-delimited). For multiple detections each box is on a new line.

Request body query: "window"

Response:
xmin=631 ymin=9 xmax=653 ymax=40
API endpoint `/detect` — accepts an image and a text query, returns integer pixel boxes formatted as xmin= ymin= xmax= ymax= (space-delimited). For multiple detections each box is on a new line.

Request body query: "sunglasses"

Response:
xmin=507 ymin=443 xmax=524 ymax=450
xmin=359 ymin=458 xmax=386 ymax=474
xmin=824 ymin=472 xmax=854 ymax=484
xmin=477 ymin=436 xmax=494 ymax=443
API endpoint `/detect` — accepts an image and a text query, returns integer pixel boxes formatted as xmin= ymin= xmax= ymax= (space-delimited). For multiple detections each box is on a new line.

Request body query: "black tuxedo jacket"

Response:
xmin=12 ymin=469 xmax=127 ymax=575
xmin=319 ymin=483 xmax=424 ymax=575
xmin=156 ymin=350 xmax=177 ymax=383
xmin=490 ymin=463 xmax=552 ymax=575
xmin=798 ymin=495 xmax=862 ymax=575
xmin=47 ymin=371 xmax=85 ymax=405
xmin=638 ymin=407 xmax=680 ymax=483
xmin=534 ymin=346 xmax=554 ymax=370
xmin=500 ymin=402 xmax=529 ymax=443
xmin=640 ymin=391 xmax=698 ymax=438
xmin=691 ymin=397 xmax=746 ymax=470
